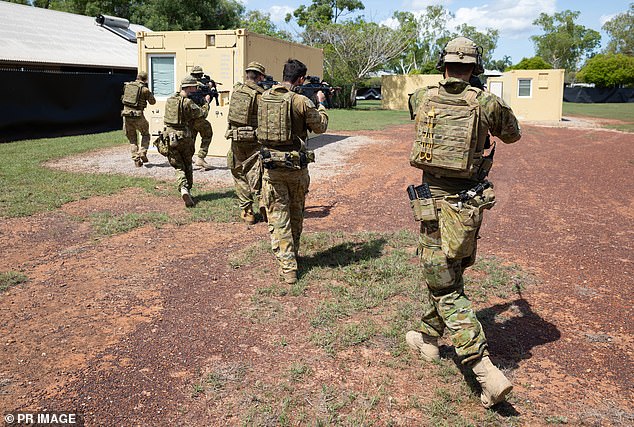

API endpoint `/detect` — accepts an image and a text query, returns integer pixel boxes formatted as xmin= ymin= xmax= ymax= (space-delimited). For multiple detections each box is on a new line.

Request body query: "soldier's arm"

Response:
xmin=482 ymin=94 xmax=521 ymax=144
xmin=143 ymin=87 xmax=156 ymax=105
xmin=408 ymin=87 xmax=428 ymax=120
xmin=302 ymin=97 xmax=328 ymax=135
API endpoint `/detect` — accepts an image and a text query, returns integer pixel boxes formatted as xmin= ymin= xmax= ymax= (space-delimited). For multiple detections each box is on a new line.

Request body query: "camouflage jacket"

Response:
xmin=164 ymin=92 xmax=209 ymax=134
xmin=276 ymin=82 xmax=329 ymax=151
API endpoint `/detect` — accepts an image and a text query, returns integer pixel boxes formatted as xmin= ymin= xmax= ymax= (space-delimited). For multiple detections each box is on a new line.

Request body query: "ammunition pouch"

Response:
xmin=225 ymin=126 xmax=257 ymax=143
xmin=122 ymin=109 xmax=142 ymax=118
xmin=166 ymin=128 xmax=190 ymax=149
xmin=410 ymin=198 xmax=438 ymax=222
xmin=260 ymin=149 xmax=314 ymax=170
xmin=153 ymin=131 xmax=170 ymax=156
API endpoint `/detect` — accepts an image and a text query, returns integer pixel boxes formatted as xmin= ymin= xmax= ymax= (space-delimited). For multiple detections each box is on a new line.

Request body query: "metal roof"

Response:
xmin=0 ymin=2 xmax=149 ymax=69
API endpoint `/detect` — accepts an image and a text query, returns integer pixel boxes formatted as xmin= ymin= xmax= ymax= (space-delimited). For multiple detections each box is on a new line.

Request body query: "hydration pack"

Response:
xmin=122 ymin=81 xmax=143 ymax=108
xmin=164 ymin=95 xmax=184 ymax=127
xmin=256 ymin=86 xmax=294 ymax=146
xmin=228 ymin=83 xmax=259 ymax=128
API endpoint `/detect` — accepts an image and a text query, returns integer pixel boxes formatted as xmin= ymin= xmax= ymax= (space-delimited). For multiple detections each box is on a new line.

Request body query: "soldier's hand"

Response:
xmin=205 ymin=95 xmax=211 ymax=104
xmin=316 ymin=91 xmax=326 ymax=104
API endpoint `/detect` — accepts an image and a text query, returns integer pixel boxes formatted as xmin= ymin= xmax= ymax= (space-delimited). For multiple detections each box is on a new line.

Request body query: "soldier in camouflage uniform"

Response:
xmin=163 ymin=76 xmax=211 ymax=207
xmin=189 ymin=65 xmax=214 ymax=170
xmin=121 ymin=71 xmax=156 ymax=167
xmin=257 ymin=59 xmax=328 ymax=284
xmin=406 ymin=37 xmax=522 ymax=408
xmin=226 ymin=61 xmax=267 ymax=225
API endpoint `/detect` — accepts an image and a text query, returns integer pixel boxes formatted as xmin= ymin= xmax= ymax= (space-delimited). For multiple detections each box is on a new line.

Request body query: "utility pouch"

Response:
xmin=168 ymin=129 xmax=188 ymax=148
xmin=438 ymin=199 xmax=483 ymax=259
xmin=122 ymin=109 xmax=142 ymax=118
xmin=410 ymin=198 xmax=437 ymax=222
xmin=154 ymin=132 xmax=170 ymax=156
xmin=299 ymin=150 xmax=315 ymax=167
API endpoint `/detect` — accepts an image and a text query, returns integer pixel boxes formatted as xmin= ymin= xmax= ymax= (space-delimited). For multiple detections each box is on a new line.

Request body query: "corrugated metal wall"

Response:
xmin=0 ymin=69 xmax=136 ymax=142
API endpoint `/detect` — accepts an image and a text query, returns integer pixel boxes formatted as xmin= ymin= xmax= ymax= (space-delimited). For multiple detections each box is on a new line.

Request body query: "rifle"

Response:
xmin=190 ymin=74 xmax=221 ymax=106
xmin=296 ymin=76 xmax=339 ymax=108
xmin=258 ymin=75 xmax=279 ymax=91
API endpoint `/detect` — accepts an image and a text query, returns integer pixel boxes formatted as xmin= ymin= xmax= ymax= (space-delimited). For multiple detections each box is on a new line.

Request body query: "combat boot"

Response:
xmin=280 ymin=270 xmax=297 ymax=285
xmin=134 ymin=158 xmax=143 ymax=167
xmin=470 ymin=356 xmax=513 ymax=408
xmin=259 ymin=206 xmax=268 ymax=223
xmin=240 ymin=209 xmax=256 ymax=225
xmin=140 ymin=154 xmax=149 ymax=163
xmin=194 ymin=157 xmax=213 ymax=170
xmin=406 ymin=331 xmax=440 ymax=362
xmin=180 ymin=187 xmax=195 ymax=208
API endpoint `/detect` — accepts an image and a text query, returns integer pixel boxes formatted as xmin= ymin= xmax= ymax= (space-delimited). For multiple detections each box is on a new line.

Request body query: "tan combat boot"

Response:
xmin=240 ymin=209 xmax=256 ymax=225
xmin=406 ymin=331 xmax=440 ymax=362
xmin=471 ymin=356 xmax=513 ymax=408
xmin=280 ymin=270 xmax=297 ymax=284
xmin=140 ymin=154 xmax=149 ymax=163
xmin=259 ymin=206 xmax=268 ymax=223
xmin=134 ymin=158 xmax=143 ymax=167
xmin=180 ymin=187 xmax=195 ymax=208
xmin=194 ymin=157 xmax=213 ymax=170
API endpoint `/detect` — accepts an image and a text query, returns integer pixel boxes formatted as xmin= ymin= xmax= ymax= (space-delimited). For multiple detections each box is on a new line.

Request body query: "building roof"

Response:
xmin=0 ymin=1 xmax=149 ymax=69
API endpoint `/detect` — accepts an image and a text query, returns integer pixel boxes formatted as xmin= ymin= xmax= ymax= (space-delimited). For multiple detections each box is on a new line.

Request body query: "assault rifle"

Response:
xmin=258 ymin=75 xmax=279 ymax=90
xmin=190 ymin=74 xmax=221 ymax=106
xmin=458 ymin=180 xmax=492 ymax=202
xmin=257 ymin=75 xmax=339 ymax=108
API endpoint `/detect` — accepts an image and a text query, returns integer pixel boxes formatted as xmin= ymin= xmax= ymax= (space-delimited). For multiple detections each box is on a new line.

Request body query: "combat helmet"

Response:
xmin=181 ymin=75 xmax=199 ymax=89
xmin=191 ymin=65 xmax=204 ymax=75
xmin=436 ymin=36 xmax=484 ymax=75
xmin=245 ymin=61 xmax=266 ymax=75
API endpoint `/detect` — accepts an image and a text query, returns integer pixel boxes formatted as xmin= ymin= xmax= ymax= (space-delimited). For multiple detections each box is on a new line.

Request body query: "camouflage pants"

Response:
xmin=193 ymin=120 xmax=213 ymax=159
xmin=167 ymin=138 xmax=195 ymax=191
xmin=228 ymin=140 xmax=262 ymax=211
xmin=123 ymin=115 xmax=150 ymax=160
xmin=417 ymin=220 xmax=488 ymax=364
xmin=262 ymin=167 xmax=310 ymax=273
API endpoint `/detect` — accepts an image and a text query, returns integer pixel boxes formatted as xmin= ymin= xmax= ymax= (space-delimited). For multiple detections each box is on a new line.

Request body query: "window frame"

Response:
xmin=148 ymin=54 xmax=177 ymax=99
xmin=517 ymin=78 xmax=532 ymax=98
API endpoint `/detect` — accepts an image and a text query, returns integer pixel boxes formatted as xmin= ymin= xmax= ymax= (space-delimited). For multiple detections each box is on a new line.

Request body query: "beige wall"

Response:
xmin=381 ymin=74 xmax=443 ymax=111
xmin=487 ymin=69 xmax=565 ymax=122
xmin=137 ymin=29 xmax=323 ymax=156
xmin=382 ymin=69 xmax=565 ymax=122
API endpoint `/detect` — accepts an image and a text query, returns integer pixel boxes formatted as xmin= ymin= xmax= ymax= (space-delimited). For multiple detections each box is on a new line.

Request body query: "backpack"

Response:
xmin=122 ymin=81 xmax=143 ymax=108
xmin=164 ymin=95 xmax=184 ymax=127
xmin=228 ymin=83 xmax=258 ymax=128
xmin=256 ymin=87 xmax=294 ymax=146
xmin=410 ymin=85 xmax=485 ymax=179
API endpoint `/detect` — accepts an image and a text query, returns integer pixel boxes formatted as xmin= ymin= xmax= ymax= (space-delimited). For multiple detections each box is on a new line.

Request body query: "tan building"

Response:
xmin=382 ymin=69 xmax=565 ymax=122
xmin=137 ymin=29 xmax=324 ymax=156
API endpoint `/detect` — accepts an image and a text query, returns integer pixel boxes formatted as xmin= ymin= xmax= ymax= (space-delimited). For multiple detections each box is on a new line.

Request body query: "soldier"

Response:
xmin=189 ymin=65 xmax=214 ymax=170
xmin=163 ymin=76 xmax=211 ymax=207
xmin=226 ymin=61 xmax=267 ymax=225
xmin=406 ymin=37 xmax=522 ymax=408
xmin=121 ymin=71 xmax=156 ymax=167
xmin=257 ymin=59 xmax=328 ymax=284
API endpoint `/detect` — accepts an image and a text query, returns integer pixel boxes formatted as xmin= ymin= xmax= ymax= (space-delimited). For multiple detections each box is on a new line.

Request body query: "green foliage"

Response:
xmin=240 ymin=10 xmax=293 ymax=41
xmin=88 ymin=211 xmax=171 ymax=236
xmin=602 ymin=3 xmax=634 ymax=55
xmin=286 ymin=0 xmax=365 ymax=27
xmin=326 ymin=103 xmax=411 ymax=131
xmin=577 ymin=54 xmax=634 ymax=87
xmin=0 ymin=271 xmax=28 ymax=293
xmin=530 ymin=10 xmax=601 ymax=71
xmin=563 ymin=102 xmax=634 ymax=132
xmin=507 ymin=56 xmax=553 ymax=70
xmin=488 ymin=55 xmax=512 ymax=72
xmin=132 ymin=0 xmax=244 ymax=31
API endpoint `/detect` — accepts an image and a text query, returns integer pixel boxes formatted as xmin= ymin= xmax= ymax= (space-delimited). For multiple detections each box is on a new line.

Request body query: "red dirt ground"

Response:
xmin=0 ymin=122 xmax=632 ymax=426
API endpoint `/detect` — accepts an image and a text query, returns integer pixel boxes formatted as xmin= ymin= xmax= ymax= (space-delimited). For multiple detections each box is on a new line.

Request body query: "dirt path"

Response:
xmin=1 ymin=121 xmax=632 ymax=425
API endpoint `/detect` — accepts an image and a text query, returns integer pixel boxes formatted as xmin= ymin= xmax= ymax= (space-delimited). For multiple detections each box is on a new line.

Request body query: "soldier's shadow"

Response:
xmin=304 ymin=203 xmax=336 ymax=219
xmin=298 ymin=237 xmax=387 ymax=276
xmin=443 ymin=296 xmax=561 ymax=416
xmin=194 ymin=189 xmax=235 ymax=202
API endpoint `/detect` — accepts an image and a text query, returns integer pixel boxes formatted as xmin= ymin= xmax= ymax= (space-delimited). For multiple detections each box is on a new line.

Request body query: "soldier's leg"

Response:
xmin=195 ymin=121 xmax=213 ymax=160
xmin=262 ymin=170 xmax=296 ymax=273
xmin=137 ymin=117 xmax=151 ymax=162
xmin=230 ymin=142 xmax=256 ymax=212
xmin=124 ymin=118 xmax=141 ymax=164
xmin=288 ymin=169 xmax=310 ymax=255
xmin=182 ymin=141 xmax=196 ymax=190
xmin=418 ymin=221 xmax=488 ymax=364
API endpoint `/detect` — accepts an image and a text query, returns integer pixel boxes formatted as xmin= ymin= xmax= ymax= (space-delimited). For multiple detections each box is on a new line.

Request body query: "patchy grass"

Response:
xmin=327 ymin=103 xmax=410 ymax=131
xmin=563 ymin=102 xmax=634 ymax=132
xmin=0 ymin=271 xmax=28 ymax=293
xmin=88 ymin=211 xmax=171 ymax=236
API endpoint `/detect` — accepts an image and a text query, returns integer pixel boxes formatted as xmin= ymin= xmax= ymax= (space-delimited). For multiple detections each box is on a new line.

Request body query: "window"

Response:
xmin=518 ymin=78 xmax=532 ymax=97
xmin=149 ymin=55 xmax=176 ymax=98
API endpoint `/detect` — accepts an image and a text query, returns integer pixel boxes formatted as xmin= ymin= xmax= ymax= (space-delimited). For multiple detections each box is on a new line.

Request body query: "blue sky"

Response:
xmin=239 ymin=0 xmax=630 ymax=64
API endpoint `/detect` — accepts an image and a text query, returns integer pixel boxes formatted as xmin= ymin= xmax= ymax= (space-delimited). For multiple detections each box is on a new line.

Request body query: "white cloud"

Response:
xmin=449 ymin=0 xmax=556 ymax=38
xmin=268 ymin=5 xmax=294 ymax=23
xmin=380 ymin=17 xmax=400 ymax=29
xmin=599 ymin=14 xmax=615 ymax=26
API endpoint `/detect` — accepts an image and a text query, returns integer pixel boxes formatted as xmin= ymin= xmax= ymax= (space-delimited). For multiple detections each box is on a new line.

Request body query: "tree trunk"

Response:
xmin=348 ymin=83 xmax=357 ymax=108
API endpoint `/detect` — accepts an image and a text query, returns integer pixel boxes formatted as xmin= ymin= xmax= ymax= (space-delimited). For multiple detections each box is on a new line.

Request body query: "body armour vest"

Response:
xmin=122 ymin=81 xmax=145 ymax=109
xmin=228 ymin=83 xmax=259 ymax=128
xmin=164 ymin=95 xmax=185 ymax=127
xmin=256 ymin=86 xmax=295 ymax=146
xmin=410 ymin=85 xmax=487 ymax=179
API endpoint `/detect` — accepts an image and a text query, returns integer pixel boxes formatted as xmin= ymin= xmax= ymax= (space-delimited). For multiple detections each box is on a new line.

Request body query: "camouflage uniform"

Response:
xmin=121 ymin=73 xmax=156 ymax=165
xmin=409 ymin=77 xmax=521 ymax=364
xmin=227 ymin=63 xmax=266 ymax=217
xmin=190 ymin=65 xmax=214 ymax=163
xmin=164 ymin=90 xmax=209 ymax=193
xmin=261 ymin=83 xmax=328 ymax=275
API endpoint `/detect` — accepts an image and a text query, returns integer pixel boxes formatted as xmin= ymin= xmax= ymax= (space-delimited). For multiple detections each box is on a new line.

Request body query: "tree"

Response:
xmin=132 ymin=0 xmax=244 ymax=31
xmin=577 ymin=54 xmax=634 ymax=87
xmin=602 ymin=3 xmax=634 ymax=55
xmin=488 ymin=56 xmax=512 ymax=72
xmin=240 ymin=10 xmax=293 ymax=41
xmin=285 ymin=0 xmax=364 ymax=27
xmin=530 ymin=10 xmax=601 ymax=71
xmin=450 ymin=24 xmax=499 ymax=69
xmin=507 ymin=56 xmax=553 ymax=70
xmin=306 ymin=19 xmax=414 ymax=105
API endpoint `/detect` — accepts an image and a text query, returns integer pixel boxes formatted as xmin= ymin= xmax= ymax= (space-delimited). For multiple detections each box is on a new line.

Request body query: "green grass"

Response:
xmin=88 ymin=211 xmax=171 ymax=236
xmin=327 ymin=100 xmax=411 ymax=131
xmin=563 ymin=102 xmax=634 ymax=132
xmin=0 ymin=271 xmax=28 ymax=293
xmin=0 ymin=130 xmax=160 ymax=218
